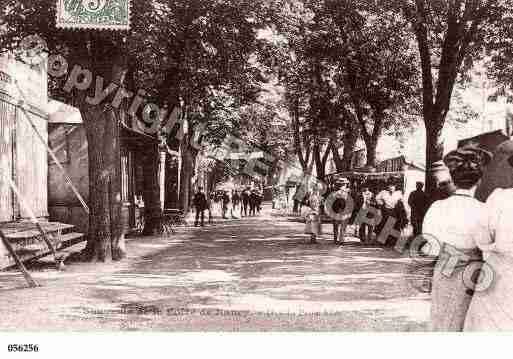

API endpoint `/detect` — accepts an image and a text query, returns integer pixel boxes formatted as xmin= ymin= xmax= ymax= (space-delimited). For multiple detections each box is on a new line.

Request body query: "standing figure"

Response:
xmin=272 ymin=186 xmax=279 ymax=209
xmin=375 ymin=182 xmax=403 ymax=241
xmin=293 ymin=185 xmax=301 ymax=214
xmin=408 ymin=181 xmax=429 ymax=237
xmin=193 ymin=187 xmax=208 ymax=227
xmin=249 ymin=189 xmax=258 ymax=216
xmin=256 ymin=188 xmax=263 ymax=214
xmin=242 ymin=187 xmax=250 ymax=217
xmin=222 ymin=191 xmax=230 ymax=219
xmin=358 ymin=186 xmax=374 ymax=243
xmin=301 ymin=191 xmax=311 ymax=215
xmin=423 ymin=145 xmax=492 ymax=331
xmin=232 ymin=190 xmax=241 ymax=218
xmin=328 ymin=178 xmax=352 ymax=245
xmin=464 ymin=140 xmax=513 ymax=331
xmin=207 ymin=191 xmax=214 ymax=224
xmin=213 ymin=191 xmax=222 ymax=217
xmin=304 ymin=190 xmax=322 ymax=244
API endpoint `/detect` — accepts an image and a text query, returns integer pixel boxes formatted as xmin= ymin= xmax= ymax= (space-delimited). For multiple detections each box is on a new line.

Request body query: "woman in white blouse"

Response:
xmin=464 ymin=141 xmax=513 ymax=331
xmin=423 ymin=145 xmax=492 ymax=331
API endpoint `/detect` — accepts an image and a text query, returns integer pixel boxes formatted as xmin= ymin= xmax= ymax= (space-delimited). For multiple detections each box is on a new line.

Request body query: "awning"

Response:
xmin=326 ymin=171 xmax=404 ymax=181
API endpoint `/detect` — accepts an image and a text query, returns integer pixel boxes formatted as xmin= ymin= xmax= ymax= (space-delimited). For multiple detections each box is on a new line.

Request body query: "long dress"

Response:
xmin=304 ymin=194 xmax=322 ymax=236
xmin=422 ymin=189 xmax=489 ymax=331
xmin=464 ymin=188 xmax=513 ymax=331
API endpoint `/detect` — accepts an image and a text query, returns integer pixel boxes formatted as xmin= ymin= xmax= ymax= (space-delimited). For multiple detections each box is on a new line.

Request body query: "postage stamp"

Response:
xmin=56 ymin=0 xmax=131 ymax=30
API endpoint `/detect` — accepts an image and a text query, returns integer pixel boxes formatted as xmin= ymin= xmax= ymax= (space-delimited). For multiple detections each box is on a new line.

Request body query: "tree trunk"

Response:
xmin=71 ymin=35 xmax=128 ymax=262
xmin=313 ymin=141 xmax=330 ymax=180
xmin=142 ymin=143 xmax=163 ymax=235
xmin=106 ymin=109 xmax=125 ymax=260
xmin=179 ymin=142 xmax=194 ymax=214
xmin=313 ymin=142 xmax=323 ymax=180
xmin=425 ymin=122 xmax=445 ymax=196
xmin=82 ymin=107 xmax=112 ymax=262
xmin=82 ymin=106 xmax=125 ymax=261
xmin=342 ymin=128 xmax=358 ymax=171
xmin=364 ymin=137 xmax=378 ymax=167
xmin=331 ymin=145 xmax=344 ymax=172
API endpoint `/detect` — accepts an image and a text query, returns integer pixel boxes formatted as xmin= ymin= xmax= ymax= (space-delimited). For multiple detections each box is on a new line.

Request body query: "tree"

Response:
xmin=1 ymin=0 xmax=272 ymax=260
xmin=1 ymin=0 xmax=162 ymax=261
xmin=143 ymin=0 xmax=270 ymax=213
xmin=263 ymin=0 xmax=420 ymax=181
xmin=400 ymin=0 xmax=506 ymax=192
xmin=315 ymin=0 xmax=419 ymax=167
xmin=262 ymin=0 xmax=354 ymax=179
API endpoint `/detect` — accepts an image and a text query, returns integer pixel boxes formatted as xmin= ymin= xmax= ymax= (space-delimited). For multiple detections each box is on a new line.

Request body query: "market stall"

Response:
xmin=325 ymin=156 xmax=425 ymax=214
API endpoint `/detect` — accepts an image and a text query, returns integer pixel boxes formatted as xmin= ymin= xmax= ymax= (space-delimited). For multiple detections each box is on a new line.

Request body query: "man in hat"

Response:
xmin=193 ymin=187 xmax=208 ymax=227
xmin=375 ymin=181 xmax=403 ymax=239
xmin=408 ymin=181 xmax=429 ymax=237
xmin=329 ymin=178 xmax=353 ymax=245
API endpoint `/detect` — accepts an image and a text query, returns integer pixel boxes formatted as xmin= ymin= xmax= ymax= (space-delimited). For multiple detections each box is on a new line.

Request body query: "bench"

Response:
xmin=162 ymin=209 xmax=186 ymax=234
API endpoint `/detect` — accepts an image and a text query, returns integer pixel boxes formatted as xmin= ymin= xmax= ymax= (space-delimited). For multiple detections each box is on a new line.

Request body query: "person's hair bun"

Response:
xmin=443 ymin=145 xmax=492 ymax=189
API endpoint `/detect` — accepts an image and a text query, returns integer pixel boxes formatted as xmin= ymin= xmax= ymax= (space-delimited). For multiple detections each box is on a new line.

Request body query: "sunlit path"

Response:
xmin=0 ymin=204 xmax=430 ymax=331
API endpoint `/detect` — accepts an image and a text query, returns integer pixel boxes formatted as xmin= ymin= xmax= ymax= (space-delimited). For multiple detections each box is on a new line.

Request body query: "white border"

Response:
xmin=1 ymin=333 xmax=511 ymax=359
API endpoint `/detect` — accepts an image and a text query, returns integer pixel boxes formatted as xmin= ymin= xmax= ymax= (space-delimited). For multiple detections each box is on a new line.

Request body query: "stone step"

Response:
xmin=1 ymin=227 xmax=85 ymax=269
xmin=21 ymin=232 xmax=85 ymax=264
xmin=56 ymin=232 xmax=85 ymax=250
xmin=4 ymin=222 xmax=75 ymax=242
xmin=13 ymin=244 xmax=42 ymax=256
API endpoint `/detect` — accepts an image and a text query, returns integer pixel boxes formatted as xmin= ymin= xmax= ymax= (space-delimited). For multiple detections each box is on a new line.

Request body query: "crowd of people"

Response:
xmin=192 ymin=143 xmax=513 ymax=331
xmin=192 ymin=186 xmax=264 ymax=227
xmin=303 ymin=178 xmax=412 ymax=246
xmin=303 ymin=142 xmax=513 ymax=331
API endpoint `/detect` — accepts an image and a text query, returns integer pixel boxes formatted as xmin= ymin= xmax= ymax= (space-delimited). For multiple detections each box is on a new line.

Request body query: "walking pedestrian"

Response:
xmin=423 ymin=145 xmax=492 ymax=331
xmin=293 ymin=185 xmax=301 ymax=214
xmin=232 ymin=190 xmax=241 ymax=218
xmin=408 ymin=181 xmax=429 ymax=237
xmin=193 ymin=187 xmax=208 ymax=227
xmin=272 ymin=186 xmax=279 ymax=209
xmin=256 ymin=188 xmax=263 ymax=214
xmin=222 ymin=190 xmax=230 ymax=219
xmin=249 ymin=189 xmax=259 ymax=216
xmin=328 ymin=178 xmax=352 ymax=245
xmin=242 ymin=187 xmax=250 ymax=217
xmin=304 ymin=190 xmax=322 ymax=244
xmin=207 ymin=191 xmax=214 ymax=224
xmin=358 ymin=186 xmax=374 ymax=243
xmin=375 ymin=182 xmax=403 ymax=242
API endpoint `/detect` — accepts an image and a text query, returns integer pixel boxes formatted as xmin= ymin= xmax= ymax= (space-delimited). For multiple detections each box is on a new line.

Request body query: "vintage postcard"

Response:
xmin=1 ymin=0 xmax=513 ymax=357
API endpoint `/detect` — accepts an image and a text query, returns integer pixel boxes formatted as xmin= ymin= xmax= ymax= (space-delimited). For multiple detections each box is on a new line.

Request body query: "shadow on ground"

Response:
xmin=73 ymin=215 xmax=430 ymax=331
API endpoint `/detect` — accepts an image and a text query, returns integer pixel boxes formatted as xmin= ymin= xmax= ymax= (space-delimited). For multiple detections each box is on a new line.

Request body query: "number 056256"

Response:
xmin=7 ymin=344 xmax=39 ymax=352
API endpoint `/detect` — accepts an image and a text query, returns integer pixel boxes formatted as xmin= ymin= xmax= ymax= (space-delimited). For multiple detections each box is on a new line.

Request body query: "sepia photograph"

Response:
xmin=0 ymin=0 xmax=512 ymax=356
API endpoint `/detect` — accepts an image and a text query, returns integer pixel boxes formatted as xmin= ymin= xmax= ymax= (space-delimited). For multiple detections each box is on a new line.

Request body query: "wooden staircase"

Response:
xmin=0 ymin=221 xmax=85 ymax=270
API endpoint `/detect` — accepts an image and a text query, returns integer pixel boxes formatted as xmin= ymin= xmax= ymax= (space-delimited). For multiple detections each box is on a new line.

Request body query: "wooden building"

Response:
xmin=0 ymin=55 xmax=83 ymax=269
xmin=48 ymin=106 xmax=160 ymax=234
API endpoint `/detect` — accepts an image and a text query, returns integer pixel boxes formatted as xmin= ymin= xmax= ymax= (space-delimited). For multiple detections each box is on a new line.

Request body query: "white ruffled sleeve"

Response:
xmin=421 ymin=202 xmax=442 ymax=256
xmin=477 ymin=188 xmax=502 ymax=252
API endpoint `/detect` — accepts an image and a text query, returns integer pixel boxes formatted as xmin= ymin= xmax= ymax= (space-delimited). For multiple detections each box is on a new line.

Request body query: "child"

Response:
xmin=304 ymin=191 xmax=322 ymax=244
